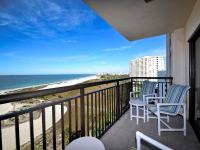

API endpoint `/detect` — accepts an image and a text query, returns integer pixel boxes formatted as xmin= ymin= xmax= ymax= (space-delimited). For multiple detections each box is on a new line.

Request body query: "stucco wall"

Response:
xmin=184 ymin=0 xmax=200 ymax=86
xmin=169 ymin=0 xmax=200 ymax=118
xmin=170 ymin=28 xmax=187 ymax=85
xmin=185 ymin=0 xmax=200 ymax=40
xmin=170 ymin=0 xmax=200 ymax=85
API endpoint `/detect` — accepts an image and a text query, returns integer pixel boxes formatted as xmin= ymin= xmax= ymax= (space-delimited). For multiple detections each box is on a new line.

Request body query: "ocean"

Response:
xmin=0 ymin=74 xmax=94 ymax=91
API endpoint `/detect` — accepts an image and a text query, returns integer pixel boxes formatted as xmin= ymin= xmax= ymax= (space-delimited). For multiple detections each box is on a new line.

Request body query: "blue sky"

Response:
xmin=0 ymin=0 xmax=166 ymax=75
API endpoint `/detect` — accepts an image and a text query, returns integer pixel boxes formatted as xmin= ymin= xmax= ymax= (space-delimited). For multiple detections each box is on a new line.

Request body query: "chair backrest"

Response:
xmin=163 ymin=84 xmax=190 ymax=114
xmin=164 ymin=84 xmax=180 ymax=103
xmin=139 ymin=80 xmax=157 ymax=99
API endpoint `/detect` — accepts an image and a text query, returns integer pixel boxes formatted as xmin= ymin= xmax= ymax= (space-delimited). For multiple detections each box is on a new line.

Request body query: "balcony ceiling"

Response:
xmin=84 ymin=0 xmax=196 ymax=41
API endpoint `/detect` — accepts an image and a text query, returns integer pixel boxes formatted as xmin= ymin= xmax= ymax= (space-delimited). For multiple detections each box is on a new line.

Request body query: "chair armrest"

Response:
xmin=143 ymin=93 xmax=157 ymax=97
xmin=146 ymin=97 xmax=166 ymax=100
xmin=157 ymin=103 xmax=185 ymax=106
xmin=143 ymin=93 xmax=156 ymax=103
xmin=146 ymin=97 xmax=166 ymax=104
xmin=136 ymin=131 xmax=172 ymax=150
xmin=130 ymin=91 xmax=140 ymax=94
xmin=157 ymin=103 xmax=185 ymax=113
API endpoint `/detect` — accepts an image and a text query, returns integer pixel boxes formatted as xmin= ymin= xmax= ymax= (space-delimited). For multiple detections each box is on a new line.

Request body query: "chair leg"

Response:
xmin=167 ymin=115 xmax=170 ymax=123
xmin=143 ymin=105 xmax=145 ymax=123
xmin=157 ymin=112 xmax=161 ymax=136
xmin=130 ymin=104 xmax=132 ymax=120
xmin=183 ymin=104 xmax=186 ymax=136
xmin=147 ymin=107 xmax=149 ymax=122
xmin=136 ymin=105 xmax=139 ymax=125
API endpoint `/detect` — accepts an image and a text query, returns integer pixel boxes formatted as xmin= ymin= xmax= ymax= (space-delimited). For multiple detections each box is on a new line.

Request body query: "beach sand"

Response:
xmin=1 ymin=105 xmax=67 ymax=150
xmin=0 ymin=75 xmax=100 ymax=149
xmin=0 ymin=74 xmax=128 ymax=149
xmin=40 ymin=75 xmax=100 ymax=90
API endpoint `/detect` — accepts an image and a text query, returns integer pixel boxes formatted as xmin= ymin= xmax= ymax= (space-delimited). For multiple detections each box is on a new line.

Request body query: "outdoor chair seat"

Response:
xmin=148 ymin=104 xmax=181 ymax=115
xmin=146 ymin=84 xmax=190 ymax=136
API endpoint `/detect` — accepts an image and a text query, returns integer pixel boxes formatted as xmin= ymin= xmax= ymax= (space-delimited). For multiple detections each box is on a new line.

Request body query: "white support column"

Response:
xmin=166 ymin=33 xmax=172 ymax=77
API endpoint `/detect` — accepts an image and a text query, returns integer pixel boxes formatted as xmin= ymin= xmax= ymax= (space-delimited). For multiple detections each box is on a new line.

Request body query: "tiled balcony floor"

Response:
xmin=100 ymin=109 xmax=200 ymax=150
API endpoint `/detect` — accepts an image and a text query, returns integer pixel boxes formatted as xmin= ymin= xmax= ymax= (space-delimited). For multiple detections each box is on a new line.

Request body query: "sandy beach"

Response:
xmin=40 ymin=75 xmax=100 ymax=90
xmin=0 ymin=75 xmax=100 ymax=149
xmin=0 ymin=75 xmax=100 ymax=95
xmin=1 ymin=105 xmax=67 ymax=150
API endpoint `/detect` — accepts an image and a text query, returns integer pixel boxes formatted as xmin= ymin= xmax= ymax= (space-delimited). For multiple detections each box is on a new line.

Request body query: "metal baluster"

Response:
xmin=42 ymin=108 xmax=46 ymax=149
xmin=68 ymin=101 xmax=72 ymax=142
xmin=111 ymin=88 xmax=114 ymax=123
xmin=95 ymin=92 xmax=97 ymax=137
xmin=61 ymin=102 xmax=65 ymax=150
xmin=29 ymin=112 xmax=34 ymax=150
xmin=91 ymin=93 xmax=94 ymax=136
xmin=104 ymin=90 xmax=107 ymax=129
xmin=101 ymin=90 xmax=104 ymax=132
xmin=52 ymin=105 xmax=56 ymax=150
xmin=0 ymin=121 xmax=2 ymax=150
xmin=87 ymin=95 xmax=89 ymax=136
xmin=116 ymin=81 xmax=120 ymax=119
xmin=15 ymin=116 xmax=20 ymax=150
xmin=75 ymin=98 xmax=78 ymax=134
xmin=80 ymin=88 xmax=85 ymax=137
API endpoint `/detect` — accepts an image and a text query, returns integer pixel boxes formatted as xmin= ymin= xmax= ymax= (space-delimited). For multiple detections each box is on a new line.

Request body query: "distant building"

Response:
xmin=129 ymin=56 xmax=165 ymax=77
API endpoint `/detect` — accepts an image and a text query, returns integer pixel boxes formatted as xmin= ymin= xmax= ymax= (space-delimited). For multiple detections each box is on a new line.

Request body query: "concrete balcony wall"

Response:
xmin=185 ymin=0 xmax=200 ymax=41
xmin=168 ymin=0 xmax=200 ymax=118
xmin=169 ymin=0 xmax=200 ymax=85
xmin=170 ymin=28 xmax=187 ymax=85
xmin=169 ymin=0 xmax=200 ymax=82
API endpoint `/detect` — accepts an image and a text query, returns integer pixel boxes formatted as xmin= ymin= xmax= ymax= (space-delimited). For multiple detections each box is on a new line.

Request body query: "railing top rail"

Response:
xmin=0 ymin=77 xmax=172 ymax=104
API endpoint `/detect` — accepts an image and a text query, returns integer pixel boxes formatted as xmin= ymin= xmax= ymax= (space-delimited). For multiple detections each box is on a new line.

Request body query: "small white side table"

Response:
xmin=65 ymin=136 xmax=105 ymax=150
xmin=129 ymin=99 xmax=146 ymax=125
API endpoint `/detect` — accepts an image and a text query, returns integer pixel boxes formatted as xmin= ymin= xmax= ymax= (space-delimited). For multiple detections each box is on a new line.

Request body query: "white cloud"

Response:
xmin=0 ymin=51 xmax=92 ymax=63
xmin=39 ymin=55 xmax=90 ymax=62
xmin=0 ymin=0 xmax=96 ymax=39
xmin=1 ymin=51 xmax=17 ymax=57
xmin=0 ymin=13 xmax=18 ymax=26
xmin=130 ymin=47 xmax=166 ymax=60
xmin=95 ymin=61 xmax=107 ymax=65
xmin=102 ymin=42 xmax=137 ymax=52
xmin=81 ymin=65 xmax=128 ymax=74
xmin=61 ymin=40 xmax=79 ymax=43
xmin=102 ymin=45 xmax=132 ymax=52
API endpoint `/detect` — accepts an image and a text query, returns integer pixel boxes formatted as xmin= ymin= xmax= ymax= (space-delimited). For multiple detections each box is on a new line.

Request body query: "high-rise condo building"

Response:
xmin=129 ymin=56 xmax=165 ymax=77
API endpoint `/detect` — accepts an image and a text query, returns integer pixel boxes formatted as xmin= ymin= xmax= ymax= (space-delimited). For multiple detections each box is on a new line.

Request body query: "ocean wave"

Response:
xmin=0 ymin=75 xmax=100 ymax=95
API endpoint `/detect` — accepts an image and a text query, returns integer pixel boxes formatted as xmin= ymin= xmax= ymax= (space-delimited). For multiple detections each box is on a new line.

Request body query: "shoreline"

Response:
xmin=40 ymin=75 xmax=99 ymax=90
xmin=0 ymin=75 xmax=99 ymax=95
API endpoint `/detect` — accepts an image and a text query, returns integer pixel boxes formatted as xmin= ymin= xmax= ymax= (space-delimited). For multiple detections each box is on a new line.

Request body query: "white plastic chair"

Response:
xmin=136 ymin=131 xmax=172 ymax=150
xmin=146 ymin=84 xmax=190 ymax=136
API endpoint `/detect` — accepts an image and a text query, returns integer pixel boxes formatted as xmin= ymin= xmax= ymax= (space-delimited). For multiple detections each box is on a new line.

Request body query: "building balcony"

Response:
xmin=101 ymin=109 xmax=200 ymax=150
xmin=0 ymin=77 xmax=199 ymax=150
